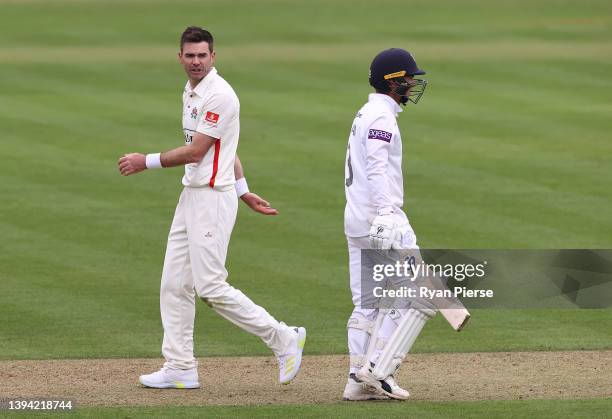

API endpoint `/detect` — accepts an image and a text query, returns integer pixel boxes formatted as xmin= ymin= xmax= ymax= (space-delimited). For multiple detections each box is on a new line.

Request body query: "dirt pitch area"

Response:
xmin=1 ymin=351 xmax=611 ymax=407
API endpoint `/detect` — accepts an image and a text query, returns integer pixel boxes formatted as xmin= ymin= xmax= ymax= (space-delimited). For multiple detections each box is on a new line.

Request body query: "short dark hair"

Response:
xmin=180 ymin=26 xmax=214 ymax=52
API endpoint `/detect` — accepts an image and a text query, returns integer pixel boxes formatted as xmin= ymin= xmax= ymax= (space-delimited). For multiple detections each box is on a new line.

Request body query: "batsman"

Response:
xmin=343 ymin=48 xmax=469 ymax=401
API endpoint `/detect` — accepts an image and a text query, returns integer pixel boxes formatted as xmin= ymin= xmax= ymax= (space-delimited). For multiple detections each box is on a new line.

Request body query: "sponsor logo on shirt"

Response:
xmin=205 ymin=111 xmax=219 ymax=124
xmin=368 ymin=129 xmax=392 ymax=142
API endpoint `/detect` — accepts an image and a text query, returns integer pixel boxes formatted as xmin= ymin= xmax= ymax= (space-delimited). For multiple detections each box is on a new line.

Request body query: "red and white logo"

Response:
xmin=205 ymin=111 xmax=219 ymax=124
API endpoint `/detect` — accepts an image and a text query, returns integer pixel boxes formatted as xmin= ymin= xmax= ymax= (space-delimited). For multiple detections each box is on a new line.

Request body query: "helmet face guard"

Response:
xmin=388 ymin=77 xmax=428 ymax=105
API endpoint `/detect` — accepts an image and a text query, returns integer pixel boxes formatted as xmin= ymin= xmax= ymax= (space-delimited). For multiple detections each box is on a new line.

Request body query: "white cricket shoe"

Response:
xmin=383 ymin=375 xmax=410 ymax=399
xmin=139 ymin=366 xmax=200 ymax=389
xmin=276 ymin=326 xmax=307 ymax=384
xmin=343 ymin=373 xmax=389 ymax=401
xmin=356 ymin=365 xmax=410 ymax=400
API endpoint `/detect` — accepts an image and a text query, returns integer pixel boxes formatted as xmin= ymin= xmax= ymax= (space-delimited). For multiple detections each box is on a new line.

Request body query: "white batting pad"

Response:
xmin=371 ymin=308 xmax=432 ymax=379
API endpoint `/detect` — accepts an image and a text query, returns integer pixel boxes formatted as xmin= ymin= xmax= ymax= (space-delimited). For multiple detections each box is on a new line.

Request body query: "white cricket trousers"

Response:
xmin=160 ymin=186 xmax=292 ymax=370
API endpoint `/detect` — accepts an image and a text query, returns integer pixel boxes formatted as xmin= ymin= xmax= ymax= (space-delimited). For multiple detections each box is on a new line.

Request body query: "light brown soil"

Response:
xmin=1 ymin=351 xmax=611 ymax=407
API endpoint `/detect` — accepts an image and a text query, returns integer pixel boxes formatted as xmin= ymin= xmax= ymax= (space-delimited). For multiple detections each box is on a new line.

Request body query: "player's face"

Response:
xmin=392 ymin=75 xmax=417 ymax=91
xmin=179 ymin=42 xmax=215 ymax=82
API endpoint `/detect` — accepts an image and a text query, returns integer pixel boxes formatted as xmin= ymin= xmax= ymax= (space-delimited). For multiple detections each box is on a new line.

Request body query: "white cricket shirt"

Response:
xmin=344 ymin=93 xmax=409 ymax=237
xmin=181 ymin=67 xmax=239 ymax=190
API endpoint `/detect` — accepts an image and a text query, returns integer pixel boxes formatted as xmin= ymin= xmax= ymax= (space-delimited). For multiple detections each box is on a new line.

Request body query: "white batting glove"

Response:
xmin=369 ymin=214 xmax=400 ymax=250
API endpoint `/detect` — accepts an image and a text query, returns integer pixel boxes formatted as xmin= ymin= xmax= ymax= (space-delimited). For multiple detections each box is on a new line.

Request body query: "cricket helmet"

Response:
xmin=369 ymin=48 xmax=427 ymax=105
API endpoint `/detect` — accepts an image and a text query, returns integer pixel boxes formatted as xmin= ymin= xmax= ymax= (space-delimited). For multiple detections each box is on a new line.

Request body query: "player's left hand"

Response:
xmin=118 ymin=153 xmax=147 ymax=176
xmin=369 ymin=214 xmax=400 ymax=249
xmin=241 ymin=192 xmax=279 ymax=215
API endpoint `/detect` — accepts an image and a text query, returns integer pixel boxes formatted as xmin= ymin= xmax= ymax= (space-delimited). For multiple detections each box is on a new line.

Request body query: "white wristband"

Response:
xmin=145 ymin=153 xmax=162 ymax=169
xmin=235 ymin=177 xmax=249 ymax=197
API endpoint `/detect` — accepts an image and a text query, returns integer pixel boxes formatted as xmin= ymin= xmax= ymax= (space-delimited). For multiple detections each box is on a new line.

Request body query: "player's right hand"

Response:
xmin=369 ymin=214 xmax=400 ymax=249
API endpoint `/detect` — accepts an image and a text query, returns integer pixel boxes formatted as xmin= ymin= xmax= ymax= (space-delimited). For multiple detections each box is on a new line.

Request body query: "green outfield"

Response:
xmin=4 ymin=400 xmax=611 ymax=418
xmin=1 ymin=0 xmax=611 ymax=417
xmin=34 ymin=399 xmax=612 ymax=419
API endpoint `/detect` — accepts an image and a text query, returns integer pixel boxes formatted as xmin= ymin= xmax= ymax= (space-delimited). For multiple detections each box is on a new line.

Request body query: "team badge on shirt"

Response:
xmin=368 ymin=129 xmax=392 ymax=142
xmin=205 ymin=111 xmax=219 ymax=124
xmin=191 ymin=108 xmax=198 ymax=120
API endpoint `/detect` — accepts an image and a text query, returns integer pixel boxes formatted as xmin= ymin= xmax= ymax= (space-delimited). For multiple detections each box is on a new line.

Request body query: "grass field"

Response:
xmin=4 ymin=400 xmax=612 ymax=418
xmin=39 ymin=399 xmax=612 ymax=418
xmin=1 ymin=0 xmax=611 ymax=417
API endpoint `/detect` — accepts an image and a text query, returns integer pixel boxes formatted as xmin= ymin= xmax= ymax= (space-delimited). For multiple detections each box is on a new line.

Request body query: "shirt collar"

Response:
xmin=185 ymin=67 xmax=218 ymax=97
xmin=368 ymin=93 xmax=403 ymax=116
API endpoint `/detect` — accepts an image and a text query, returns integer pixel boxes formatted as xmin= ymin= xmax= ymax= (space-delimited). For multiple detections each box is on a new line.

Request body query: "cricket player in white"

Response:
xmin=343 ymin=48 xmax=432 ymax=400
xmin=118 ymin=27 xmax=306 ymax=389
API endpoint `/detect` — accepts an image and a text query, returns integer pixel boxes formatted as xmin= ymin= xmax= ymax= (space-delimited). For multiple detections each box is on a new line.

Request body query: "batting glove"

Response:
xmin=369 ymin=214 xmax=400 ymax=250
